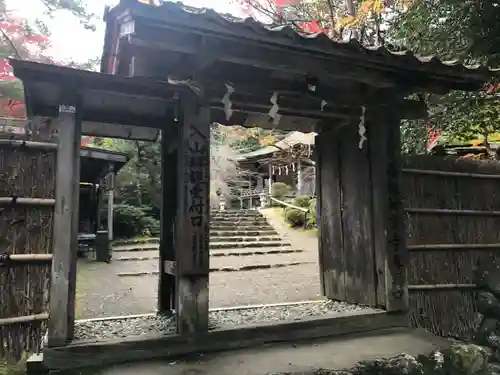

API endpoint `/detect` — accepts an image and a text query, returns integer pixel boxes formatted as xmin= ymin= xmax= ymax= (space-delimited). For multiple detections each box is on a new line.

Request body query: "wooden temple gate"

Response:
xmin=7 ymin=0 xmax=498 ymax=368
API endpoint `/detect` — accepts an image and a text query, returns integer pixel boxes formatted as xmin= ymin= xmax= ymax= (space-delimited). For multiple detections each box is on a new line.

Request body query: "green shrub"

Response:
xmin=140 ymin=215 xmax=160 ymax=237
xmin=284 ymin=207 xmax=306 ymax=227
xmin=292 ymin=195 xmax=311 ymax=208
xmin=271 ymin=182 xmax=292 ymax=200
xmin=114 ymin=204 xmax=159 ymax=238
xmin=307 ymin=198 xmax=317 ymax=228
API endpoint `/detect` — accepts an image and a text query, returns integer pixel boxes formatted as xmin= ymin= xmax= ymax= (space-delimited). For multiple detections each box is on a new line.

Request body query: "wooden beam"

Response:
xmin=174 ymin=93 xmax=210 ymax=334
xmin=158 ymin=124 xmax=178 ymax=313
xmin=126 ymin=34 xmax=398 ymax=88
xmin=43 ymin=311 xmax=407 ymax=372
xmin=30 ymin=103 xmax=168 ymax=129
xmin=48 ymin=101 xmax=82 ymax=347
xmin=10 ymin=58 xmax=192 ymax=100
xmin=82 ymin=122 xmax=160 ymax=141
xmin=210 ymin=96 xmax=426 ymax=121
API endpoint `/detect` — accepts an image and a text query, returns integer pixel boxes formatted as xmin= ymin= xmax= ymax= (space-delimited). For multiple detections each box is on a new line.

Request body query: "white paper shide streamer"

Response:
xmin=268 ymin=92 xmax=281 ymax=125
xmin=221 ymin=84 xmax=234 ymax=121
xmin=358 ymin=106 xmax=367 ymax=150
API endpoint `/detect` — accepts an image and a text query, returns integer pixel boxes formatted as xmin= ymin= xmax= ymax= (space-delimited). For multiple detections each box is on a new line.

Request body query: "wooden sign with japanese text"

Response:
xmin=176 ymin=102 xmax=210 ymax=275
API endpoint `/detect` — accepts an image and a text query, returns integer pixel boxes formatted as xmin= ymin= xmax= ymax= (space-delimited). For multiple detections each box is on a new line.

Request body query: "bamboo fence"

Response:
xmin=0 ymin=117 xmax=57 ymax=360
xmin=402 ymin=155 xmax=500 ymax=339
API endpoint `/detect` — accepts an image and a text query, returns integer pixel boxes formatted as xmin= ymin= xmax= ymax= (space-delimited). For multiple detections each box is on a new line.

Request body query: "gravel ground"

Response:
xmin=76 ymin=210 xmax=324 ymax=319
xmin=74 ymin=300 xmax=379 ymax=341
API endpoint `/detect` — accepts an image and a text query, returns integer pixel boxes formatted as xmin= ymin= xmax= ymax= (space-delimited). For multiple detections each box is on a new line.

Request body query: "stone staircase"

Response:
xmin=112 ymin=209 xmax=309 ymax=272
xmin=210 ymin=209 xmax=291 ymax=250
xmin=208 ymin=209 xmax=311 ymax=272
xmin=106 ymin=209 xmax=320 ymax=309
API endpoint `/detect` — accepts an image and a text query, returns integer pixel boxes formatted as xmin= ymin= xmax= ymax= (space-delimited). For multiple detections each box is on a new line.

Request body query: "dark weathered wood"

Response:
xmin=158 ymin=127 xmax=177 ymax=312
xmin=48 ymin=103 xmax=81 ymax=347
xmin=42 ymin=311 xmax=408 ymax=371
xmin=174 ymin=93 xmax=210 ymax=334
xmin=368 ymin=117 xmax=388 ymax=308
xmin=316 ymin=129 xmax=345 ymax=300
xmin=26 ymin=353 xmax=48 ymax=375
xmin=68 ymin=105 xmax=82 ymax=341
xmin=315 ymin=133 xmax=325 ymax=296
xmin=126 ymin=34 xmax=398 ymax=89
xmin=338 ymin=122 xmax=377 ymax=306
xmin=209 ymin=98 xmax=426 ymax=121
xmin=384 ymin=114 xmax=408 ymax=312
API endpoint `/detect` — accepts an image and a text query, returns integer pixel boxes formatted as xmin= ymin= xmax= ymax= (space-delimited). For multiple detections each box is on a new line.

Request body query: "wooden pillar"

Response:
xmin=95 ymin=185 xmax=103 ymax=231
xmin=48 ymin=102 xmax=81 ymax=346
xmin=174 ymin=94 xmax=210 ymax=334
xmin=368 ymin=114 xmax=408 ymax=312
xmin=107 ymin=165 xmax=115 ymax=242
xmin=315 ymin=135 xmax=325 ymax=296
xmin=268 ymin=164 xmax=273 ymax=196
xmin=158 ymin=127 xmax=177 ymax=313
xmin=297 ymin=160 xmax=303 ymax=195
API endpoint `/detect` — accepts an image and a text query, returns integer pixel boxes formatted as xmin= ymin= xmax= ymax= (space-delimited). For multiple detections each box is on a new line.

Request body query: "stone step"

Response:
xmin=114 ymin=249 xmax=159 ymax=260
xmin=211 ymin=225 xmax=274 ymax=231
xmin=210 ymin=212 xmax=263 ymax=218
xmin=211 ymin=218 xmax=268 ymax=224
xmin=113 ymin=248 xmax=304 ymax=261
xmin=112 ymin=238 xmax=160 ymax=247
xmin=210 ymin=230 xmax=278 ymax=237
xmin=210 ymin=241 xmax=291 ymax=250
xmin=211 ymin=248 xmax=304 ymax=257
xmin=210 ymin=236 xmax=283 ymax=243
xmin=211 ymin=251 xmax=315 ymax=270
xmin=112 ymin=244 xmax=159 ymax=252
xmin=211 ymin=210 xmax=262 ymax=215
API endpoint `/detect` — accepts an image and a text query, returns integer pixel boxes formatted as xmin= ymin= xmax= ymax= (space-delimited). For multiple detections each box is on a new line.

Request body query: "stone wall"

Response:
xmin=274 ymin=344 xmax=492 ymax=375
xmin=474 ymin=263 xmax=500 ymax=374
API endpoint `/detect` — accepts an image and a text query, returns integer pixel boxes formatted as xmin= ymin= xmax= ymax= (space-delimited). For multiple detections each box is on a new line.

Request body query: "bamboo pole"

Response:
xmin=405 ymin=208 xmax=500 ymax=216
xmin=1 ymin=254 xmax=53 ymax=264
xmin=0 ymin=197 xmax=55 ymax=206
xmin=0 ymin=312 xmax=49 ymax=327
xmin=0 ymin=139 xmax=57 ymax=150
xmin=407 ymin=284 xmax=477 ymax=291
xmin=402 ymin=168 xmax=500 ymax=179
xmin=408 ymin=243 xmax=500 ymax=251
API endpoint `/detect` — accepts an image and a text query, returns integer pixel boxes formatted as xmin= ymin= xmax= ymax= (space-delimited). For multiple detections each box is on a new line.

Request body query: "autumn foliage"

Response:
xmin=0 ymin=13 xmax=52 ymax=119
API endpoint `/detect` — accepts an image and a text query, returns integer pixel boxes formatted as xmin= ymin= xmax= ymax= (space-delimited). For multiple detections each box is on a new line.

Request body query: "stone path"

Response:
xmin=76 ymin=209 xmax=322 ymax=319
